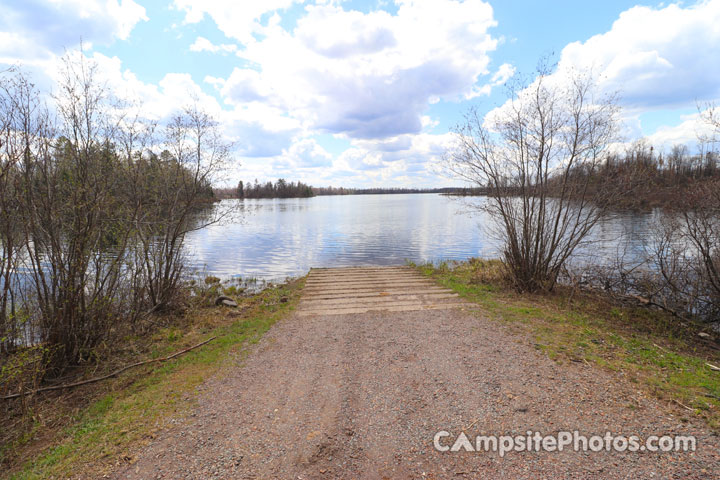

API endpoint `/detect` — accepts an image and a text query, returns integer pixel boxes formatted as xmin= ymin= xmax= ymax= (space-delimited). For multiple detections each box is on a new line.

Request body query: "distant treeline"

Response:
xmin=441 ymin=187 xmax=490 ymax=196
xmin=215 ymin=179 xmax=314 ymax=199
xmin=214 ymin=142 xmax=720 ymax=205
xmin=556 ymin=140 xmax=720 ymax=208
xmin=214 ymin=141 xmax=720 ymax=206
xmin=315 ymin=187 xmax=464 ymax=195
xmin=214 ymin=182 xmax=469 ymax=199
xmin=451 ymin=140 xmax=720 ymax=208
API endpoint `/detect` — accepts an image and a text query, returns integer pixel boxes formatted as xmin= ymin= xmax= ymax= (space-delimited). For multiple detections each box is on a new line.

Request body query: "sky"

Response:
xmin=1 ymin=0 xmax=719 ymax=188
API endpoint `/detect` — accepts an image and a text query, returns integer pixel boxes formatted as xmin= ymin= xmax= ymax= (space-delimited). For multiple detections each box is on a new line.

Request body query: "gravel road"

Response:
xmin=111 ymin=305 xmax=720 ymax=479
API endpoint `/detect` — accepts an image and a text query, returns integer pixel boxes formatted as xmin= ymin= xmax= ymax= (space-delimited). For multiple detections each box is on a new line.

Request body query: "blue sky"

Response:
xmin=1 ymin=0 xmax=719 ymax=187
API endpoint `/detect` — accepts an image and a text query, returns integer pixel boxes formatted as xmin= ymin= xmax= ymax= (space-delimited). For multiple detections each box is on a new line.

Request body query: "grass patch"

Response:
xmin=414 ymin=259 xmax=720 ymax=429
xmin=2 ymin=278 xmax=304 ymax=480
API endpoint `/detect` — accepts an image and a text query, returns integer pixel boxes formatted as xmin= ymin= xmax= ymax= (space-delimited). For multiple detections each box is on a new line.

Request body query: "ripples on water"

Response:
xmin=184 ymin=194 xmax=662 ymax=282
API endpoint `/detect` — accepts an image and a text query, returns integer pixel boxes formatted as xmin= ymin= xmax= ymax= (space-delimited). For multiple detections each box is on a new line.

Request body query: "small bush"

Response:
xmin=468 ymin=258 xmax=510 ymax=286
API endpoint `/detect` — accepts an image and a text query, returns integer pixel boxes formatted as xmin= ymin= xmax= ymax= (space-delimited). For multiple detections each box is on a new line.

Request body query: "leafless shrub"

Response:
xmin=0 ymin=68 xmax=54 ymax=354
xmin=0 ymin=69 xmax=25 ymax=353
xmin=134 ymin=106 xmax=229 ymax=313
xmin=0 ymin=51 xmax=233 ymax=380
xmin=447 ymin=67 xmax=620 ymax=292
xmin=633 ymin=103 xmax=720 ymax=322
xmin=651 ymin=183 xmax=720 ymax=321
xmin=15 ymin=52 xmax=141 ymax=370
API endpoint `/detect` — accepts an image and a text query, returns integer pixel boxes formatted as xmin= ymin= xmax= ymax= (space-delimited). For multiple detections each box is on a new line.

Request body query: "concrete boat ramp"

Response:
xmin=297 ymin=266 xmax=475 ymax=316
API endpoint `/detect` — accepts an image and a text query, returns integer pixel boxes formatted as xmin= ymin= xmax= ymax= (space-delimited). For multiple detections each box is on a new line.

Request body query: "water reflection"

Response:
xmin=184 ymin=194 xmax=659 ymax=282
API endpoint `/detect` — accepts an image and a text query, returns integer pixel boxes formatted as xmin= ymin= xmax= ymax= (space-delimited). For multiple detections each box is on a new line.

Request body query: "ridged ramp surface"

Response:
xmin=298 ymin=266 xmax=474 ymax=316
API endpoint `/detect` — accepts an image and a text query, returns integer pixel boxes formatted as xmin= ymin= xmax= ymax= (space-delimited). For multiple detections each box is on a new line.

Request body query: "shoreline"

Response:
xmin=1 ymin=278 xmax=304 ymax=479
xmin=2 ymin=259 xmax=720 ymax=478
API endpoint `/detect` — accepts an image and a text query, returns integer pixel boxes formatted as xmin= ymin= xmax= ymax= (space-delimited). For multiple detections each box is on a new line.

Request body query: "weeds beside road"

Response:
xmin=416 ymin=259 xmax=720 ymax=430
xmin=5 ymin=259 xmax=720 ymax=478
xmin=1 ymin=279 xmax=303 ymax=480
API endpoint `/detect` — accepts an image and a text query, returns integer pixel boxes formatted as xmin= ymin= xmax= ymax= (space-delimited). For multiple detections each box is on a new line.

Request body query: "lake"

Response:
xmin=184 ymin=194 xmax=663 ymax=283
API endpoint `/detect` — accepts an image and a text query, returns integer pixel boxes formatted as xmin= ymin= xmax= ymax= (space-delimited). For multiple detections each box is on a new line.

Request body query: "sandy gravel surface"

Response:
xmin=112 ymin=307 xmax=720 ymax=479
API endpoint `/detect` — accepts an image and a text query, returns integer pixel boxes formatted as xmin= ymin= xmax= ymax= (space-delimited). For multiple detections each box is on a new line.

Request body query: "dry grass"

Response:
xmin=415 ymin=259 xmax=720 ymax=430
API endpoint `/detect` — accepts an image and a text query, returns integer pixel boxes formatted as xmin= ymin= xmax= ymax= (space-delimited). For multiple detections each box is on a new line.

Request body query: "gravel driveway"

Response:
xmin=111 ymin=302 xmax=720 ymax=479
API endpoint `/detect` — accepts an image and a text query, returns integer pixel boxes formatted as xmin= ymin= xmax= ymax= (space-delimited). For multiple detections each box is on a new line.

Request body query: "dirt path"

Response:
xmin=113 ymin=267 xmax=720 ymax=479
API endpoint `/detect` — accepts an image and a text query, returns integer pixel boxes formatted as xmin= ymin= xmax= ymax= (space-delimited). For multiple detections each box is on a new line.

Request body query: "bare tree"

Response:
xmin=0 ymin=50 xmax=237 ymax=386
xmin=0 ymin=69 xmax=27 ymax=352
xmin=700 ymin=102 xmax=720 ymax=141
xmin=0 ymin=68 xmax=55 ymax=352
xmin=447 ymin=68 xmax=620 ymax=292
xmin=135 ymin=105 xmax=230 ymax=312
xmin=655 ymin=103 xmax=720 ymax=319
xmin=650 ymin=184 xmax=720 ymax=321
xmin=15 ymin=51 xmax=142 ymax=370
xmin=624 ymin=103 xmax=720 ymax=323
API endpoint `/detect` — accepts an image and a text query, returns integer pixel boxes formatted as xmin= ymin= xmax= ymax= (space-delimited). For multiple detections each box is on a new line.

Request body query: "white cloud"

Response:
xmin=204 ymin=75 xmax=225 ymax=89
xmin=490 ymin=63 xmax=515 ymax=85
xmin=103 ymin=0 xmax=148 ymax=40
xmin=644 ymin=112 xmax=718 ymax=151
xmin=421 ymin=115 xmax=440 ymax=129
xmin=221 ymin=103 xmax=301 ymax=157
xmin=51 ymin=51 xmax=302 ymax=162
xmin=81 ymin=52 xmax=222 ymax=119
xmin=296 ymin=6 xmax=397 ymax=58
xmin=220 ymin=68 xmax=275 ymax=105
xmin=277 ymin=138 xmax=333 ymax=168
xmin=0 ymin=0 xmax=147 ymax=65
xmin=167 ymin=0 xmax=511 ymax=184
xmin=189 ymin=37 xmax=238 ymax=54
xmin=172 ymin=0 xmax=300 ymax=44
xmin=552 ymin=0 xmax=720 ymax=110
xmin=2 ymin=0 xmax=483 ymax=187
xmin=346 ymin=132 xmax=454 ymax=172
xmin=238 ymin=130 xmax=455 ymax=187
xmin=482 ymin=0 xmax=720 ymax=155
xmin=216 ymin=0 xmax=503 ymax=140
xmin=465 ymin=62 xmax=515 ymax=99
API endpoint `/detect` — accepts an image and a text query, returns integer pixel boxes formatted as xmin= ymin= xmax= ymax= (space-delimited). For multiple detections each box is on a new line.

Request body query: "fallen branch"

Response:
xmin=1 ymin=336 xmax=217 ymax=400
xmin=673 ymin=399 xmax=694 ymax=412
xmin=629 ymin=294 xmax=687 ymax=320
xmin=463 ymin=415 xmax=482 ymax=432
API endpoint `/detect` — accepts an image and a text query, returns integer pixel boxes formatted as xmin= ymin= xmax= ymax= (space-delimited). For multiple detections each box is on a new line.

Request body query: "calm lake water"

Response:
xmin=184 ymin=194 xmax=663 ymax=283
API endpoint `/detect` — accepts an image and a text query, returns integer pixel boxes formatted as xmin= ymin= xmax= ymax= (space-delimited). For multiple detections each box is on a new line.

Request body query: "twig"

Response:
xmin=673 ymin=399 xmax=694 ymax=412
xmin=463 ymin=416 xmax=482 ymax=432
xmin=1 ymin=336 xmax=217 ymax=400
xmin=629 ymin=294 xmax=683 ymax=318
xmin=621 ymin=293 xmax=718 ymax=340
xmin=706 ymin=362 xmax=720 ymax=372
